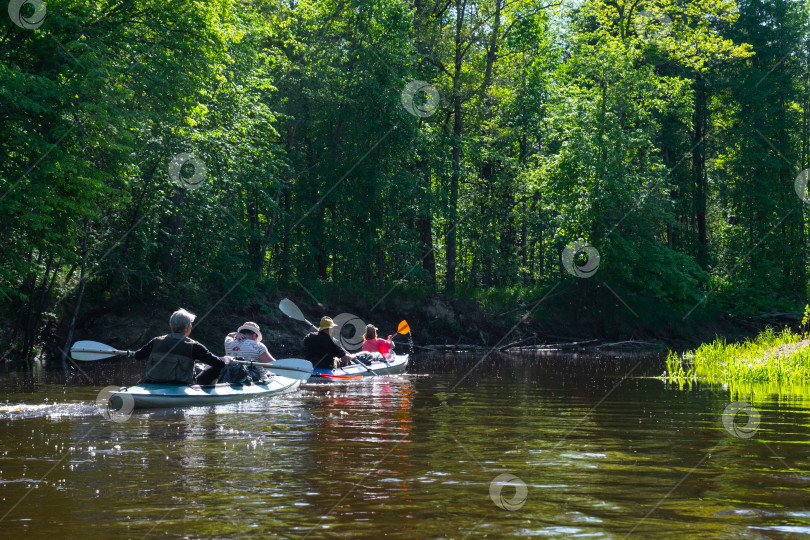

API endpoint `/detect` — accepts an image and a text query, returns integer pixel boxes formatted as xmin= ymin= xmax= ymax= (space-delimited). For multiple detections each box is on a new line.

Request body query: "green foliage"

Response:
xmin=666 ymin=327 xmax=810 ymax=385
xmin=662 ymin=351 xmax=696 ymax=388
xmin=803 ymin=305 xmax=810 ymax=335
xmin=0 ymin=0 xmax=809 ymax=363
xmin=709 ymin=281 xmax=804 ymax=318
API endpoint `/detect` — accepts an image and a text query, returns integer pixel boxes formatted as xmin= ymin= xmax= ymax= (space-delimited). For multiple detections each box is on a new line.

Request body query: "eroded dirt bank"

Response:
xmin=31 ymin=293 xmax=802 ymax=369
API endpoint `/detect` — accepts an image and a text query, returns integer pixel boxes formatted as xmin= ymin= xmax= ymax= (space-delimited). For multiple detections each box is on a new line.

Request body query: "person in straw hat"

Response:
xmin=224 ymin=321 xmax=277 ymax=363
xmin=303 ymin=316 xmax=357 ymax=369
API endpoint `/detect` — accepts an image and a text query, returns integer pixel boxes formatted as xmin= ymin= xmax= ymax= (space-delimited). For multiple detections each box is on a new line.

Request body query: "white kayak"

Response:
xmin=109 ymin=376 xmax=301 ymax=410
xmin=70 ymin=341 xmax=313 ymax=410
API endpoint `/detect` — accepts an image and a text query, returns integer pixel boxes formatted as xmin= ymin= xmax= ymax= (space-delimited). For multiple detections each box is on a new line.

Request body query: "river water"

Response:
xmin=1 ymin=352 xmax=809 ymax=538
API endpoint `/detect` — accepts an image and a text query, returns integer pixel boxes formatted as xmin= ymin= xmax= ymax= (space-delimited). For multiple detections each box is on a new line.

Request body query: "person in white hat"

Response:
xmin=224 ymin=321 xmax=276 ymax=363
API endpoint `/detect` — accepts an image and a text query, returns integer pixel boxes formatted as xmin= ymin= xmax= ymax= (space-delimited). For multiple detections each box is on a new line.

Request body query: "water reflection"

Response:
xmin=296 ymin=377 xmax=416 ymax=531
xmin=2 ymin=353 xmax=810 ymax=537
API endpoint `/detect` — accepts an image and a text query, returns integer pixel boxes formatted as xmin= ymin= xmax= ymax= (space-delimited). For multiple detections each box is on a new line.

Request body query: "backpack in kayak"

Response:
xmin=218 ymin=363 xmax=249 ymax=384
xmin=247 ymin=365 xmax=269 ymax=384
xmin=355 ymin=351 xmax=384 ymax=365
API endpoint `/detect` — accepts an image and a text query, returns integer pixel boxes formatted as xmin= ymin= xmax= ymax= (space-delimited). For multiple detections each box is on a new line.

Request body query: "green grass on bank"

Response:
xmin=664 ymin=326 xmax=810 ymax=385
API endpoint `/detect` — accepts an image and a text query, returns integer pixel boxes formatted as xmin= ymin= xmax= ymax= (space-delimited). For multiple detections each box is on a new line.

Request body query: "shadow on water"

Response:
xmin=412 ymin=349 xmax=667 ymax=389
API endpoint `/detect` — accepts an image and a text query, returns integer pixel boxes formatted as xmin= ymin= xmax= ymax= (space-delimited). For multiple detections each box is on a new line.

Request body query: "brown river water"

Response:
xmin=1 ymin=352 xmax=809 ymax=538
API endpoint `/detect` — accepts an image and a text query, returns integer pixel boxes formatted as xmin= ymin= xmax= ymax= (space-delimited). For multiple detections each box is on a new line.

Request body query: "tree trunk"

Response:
xmin=280 ymin=185 xmax=292 ymax=281
xmin=446 ymin=2 xmax=464 ymax=293
xmin=260 ymin=190 xmax=282 ymax=278
xmin=158 ymin=187 xmax=186 ymax=277
xmin=693 ymin=77 xmax=708 ymax=269
xmin=315 ymin=208 xmax=328 ymax=279
xmin=418 ymin=158 xmax=436 ymax=287
xmin=521 ymin=200 xmax=529 ymax=283
xmin=248 ymin=187 xmax=261 ymax=275
xmin=377 ymin=239 xmax=385 ymax=293
xmin=63 ymin=219 xmax=89 ymax=371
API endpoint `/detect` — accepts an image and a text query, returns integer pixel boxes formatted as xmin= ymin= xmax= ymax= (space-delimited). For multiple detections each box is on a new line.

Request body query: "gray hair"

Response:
xmin=169 ymin=308 xmax=196 ymax=333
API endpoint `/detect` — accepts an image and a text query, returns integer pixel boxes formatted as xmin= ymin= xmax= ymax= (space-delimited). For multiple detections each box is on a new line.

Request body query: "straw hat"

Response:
xmin=318 ymin=316 xmax=338 ymax=331
xmin=237 ymin=321 xmax=262 ymax=342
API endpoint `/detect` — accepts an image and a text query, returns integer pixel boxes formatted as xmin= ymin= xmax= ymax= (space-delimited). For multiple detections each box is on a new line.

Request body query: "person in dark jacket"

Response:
xmin=303 ymin=316 xmax=357 ymax=369
xmin=131 ymin=308 xmax=232 ymax=385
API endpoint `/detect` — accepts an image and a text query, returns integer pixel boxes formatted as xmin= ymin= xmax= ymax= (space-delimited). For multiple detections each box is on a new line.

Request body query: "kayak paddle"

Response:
xmin=279 ymin=298 xmax=318 ymax=330
xmin=71 ymin=340 xmax=132 ymax=361
xmin=387 ymin=320 xmax=410 ymax=354
xmin=348 ymin=356 xmax=378 ymax=375
xmin=371 ymin=320 xmax=410 ymax=365
xmin=231 ymin=358 xmax=313 ymax=381
xmin=72 ymin=340 xmax=314 ymax=381
xmin=278 ymin=297 xmax=379 ymax=375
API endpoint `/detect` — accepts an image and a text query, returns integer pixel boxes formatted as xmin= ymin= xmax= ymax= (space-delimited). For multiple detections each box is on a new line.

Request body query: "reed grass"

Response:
xmin=663 ymin=327 xmax=810 ymax=385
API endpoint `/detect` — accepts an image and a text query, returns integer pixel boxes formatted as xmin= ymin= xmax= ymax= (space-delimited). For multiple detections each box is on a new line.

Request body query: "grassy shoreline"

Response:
xmin=664 ymin=326 xmax=810 ymax=385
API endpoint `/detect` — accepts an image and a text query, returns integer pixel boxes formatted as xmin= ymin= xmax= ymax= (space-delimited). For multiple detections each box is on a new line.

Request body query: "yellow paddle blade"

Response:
xmin=397 ymin=320 xmax=410 ymax=334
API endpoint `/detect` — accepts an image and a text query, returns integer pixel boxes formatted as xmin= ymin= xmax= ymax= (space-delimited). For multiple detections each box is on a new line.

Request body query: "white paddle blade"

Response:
xmin=278 ymin=298 xmax=306 ymax=321
xmin=71 ymin=340 xmax=128 ymax=361
xmin=262 ymin=358 xmax=313 ymax=380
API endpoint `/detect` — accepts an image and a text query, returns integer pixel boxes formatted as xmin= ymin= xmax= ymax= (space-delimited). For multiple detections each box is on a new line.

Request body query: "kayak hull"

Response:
xmin=110 ymin=376 xmax=301 ymax=409
xmin=309 ymin=353 xmax=409 ymax=381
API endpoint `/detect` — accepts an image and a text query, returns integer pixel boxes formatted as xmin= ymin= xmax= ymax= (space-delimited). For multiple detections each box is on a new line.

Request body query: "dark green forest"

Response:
xmin=2 ymin=0 xmax=810 ymax=365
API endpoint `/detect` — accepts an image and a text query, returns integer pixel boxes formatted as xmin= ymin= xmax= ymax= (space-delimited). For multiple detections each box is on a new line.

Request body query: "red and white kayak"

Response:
xmin=309 ymin=353 xmax=409 ymax=382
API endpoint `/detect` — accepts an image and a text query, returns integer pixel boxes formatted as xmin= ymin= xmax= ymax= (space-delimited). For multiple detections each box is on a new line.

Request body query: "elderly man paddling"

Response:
xmin=303 ymin=316 xmax=357 ymax=369
xmin=131 ymin=308 xmax=233 ymax=385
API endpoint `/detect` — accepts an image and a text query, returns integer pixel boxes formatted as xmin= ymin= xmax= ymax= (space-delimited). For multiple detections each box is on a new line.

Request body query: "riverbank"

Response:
xmin=5 ymin=287 xmax=801 ymax=371
xmin=664 ymin=327 xmax=810 ymax=384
